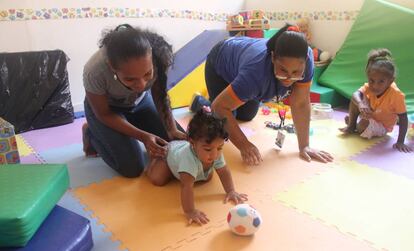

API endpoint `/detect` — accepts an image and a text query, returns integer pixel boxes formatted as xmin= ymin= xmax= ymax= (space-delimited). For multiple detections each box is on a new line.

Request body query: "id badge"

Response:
xmin=275 ymin=130 xmax=286 ymax=149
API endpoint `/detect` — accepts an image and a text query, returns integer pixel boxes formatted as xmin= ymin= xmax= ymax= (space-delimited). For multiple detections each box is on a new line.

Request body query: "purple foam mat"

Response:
xmin=352 ymin=127 xmax=414 ymax=179
xmin=20 ymin=154 xmax=42 ymax=164
xmin=39 ymin=143 xmax=119 ymax=188
xmin=331 ymin=109 xmax=347 ymax=122
xmin=20 ymin=118 xmax=85 ymax=153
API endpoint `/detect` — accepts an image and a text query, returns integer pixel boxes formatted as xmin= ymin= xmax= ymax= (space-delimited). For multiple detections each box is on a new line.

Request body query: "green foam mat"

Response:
xmin=319 ymin=0 xmax=414 ymax=114
xmin=312 ymin=64 xmax=348 ymax=107
xmin=0 ymin=164 xmax=69 ymax=247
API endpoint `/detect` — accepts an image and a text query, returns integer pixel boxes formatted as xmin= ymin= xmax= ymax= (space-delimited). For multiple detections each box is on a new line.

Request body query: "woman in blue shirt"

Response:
xmin=191 ymin=24 xmax=333 ymax=165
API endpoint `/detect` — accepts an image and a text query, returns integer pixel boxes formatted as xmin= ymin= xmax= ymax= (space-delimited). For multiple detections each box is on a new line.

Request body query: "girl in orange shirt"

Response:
xmin=340 ymin=48 xmax=412 ymax=152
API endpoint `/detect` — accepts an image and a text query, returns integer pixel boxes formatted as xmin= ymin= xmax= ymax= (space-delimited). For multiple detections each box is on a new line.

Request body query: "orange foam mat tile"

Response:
xmin=74 ymin=175 xmax=375 ymax=251
xmin=74 ymin=175 xmax=243 ymax=251
xmin=178 ymin=200 xmax=376 ymax=251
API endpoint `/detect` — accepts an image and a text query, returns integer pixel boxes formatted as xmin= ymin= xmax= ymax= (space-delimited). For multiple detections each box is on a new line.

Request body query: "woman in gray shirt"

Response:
xmin=82 ymin=24 xmax=185 ymax=177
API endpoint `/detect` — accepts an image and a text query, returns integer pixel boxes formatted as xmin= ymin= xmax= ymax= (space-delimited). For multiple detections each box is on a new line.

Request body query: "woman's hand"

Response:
xmin=240 ymin=141 xmax=262 ymax=166
xmin=168 ymin=129 xmax=187 ymax=140
xmin=300 ymin=146 xmax=334 ymax=163
xmin=186 ymin=209 xmax=209 ymax=225
xmin=224 ymin=191 xmax=248 ymax=204
xmin=393 ymin=142 xmax=412 ymax=153
xmin=142 ymin=133 xmax=168 ymax=158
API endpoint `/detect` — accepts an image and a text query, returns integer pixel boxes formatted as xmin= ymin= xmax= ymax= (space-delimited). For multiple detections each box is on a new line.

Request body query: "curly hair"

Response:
xmin=187 ymin=110 xmax=228 ymax=144
xmin=143 ymin=30 xmax=174 ymax=131
xmin=99 ymin=24 xmax=174 ymax=130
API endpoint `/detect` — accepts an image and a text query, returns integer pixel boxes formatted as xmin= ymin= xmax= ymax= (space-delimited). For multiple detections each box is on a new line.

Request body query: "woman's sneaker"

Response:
xmin=189 ymin=92 xmax=202 ymax=112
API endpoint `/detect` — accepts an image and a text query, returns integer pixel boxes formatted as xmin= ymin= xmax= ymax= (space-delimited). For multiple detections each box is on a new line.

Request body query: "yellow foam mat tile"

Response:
xmin=15 ymin=135 xmax=34 ymax=157
xmin=276 ymin=160 xmax=414 ymax=251
xmin=309 ymin=119 xmax=385 ymax=159
xmin=247 ymin=115 xmax=384 ymax=160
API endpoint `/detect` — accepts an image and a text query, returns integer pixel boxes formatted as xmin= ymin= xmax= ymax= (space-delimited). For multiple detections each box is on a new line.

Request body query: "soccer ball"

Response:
xmin=227 ymin=204 xmax=262 ymax=236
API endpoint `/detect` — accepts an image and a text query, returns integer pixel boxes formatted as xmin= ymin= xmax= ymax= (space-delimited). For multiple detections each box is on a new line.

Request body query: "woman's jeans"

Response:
xmin=84 ymin=92 xmax=183 ymax=178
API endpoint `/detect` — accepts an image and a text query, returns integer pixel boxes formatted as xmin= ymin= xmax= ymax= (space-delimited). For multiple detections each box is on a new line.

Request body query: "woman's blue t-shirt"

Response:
xmin=214 ymin=37 xmax=314 ymax=103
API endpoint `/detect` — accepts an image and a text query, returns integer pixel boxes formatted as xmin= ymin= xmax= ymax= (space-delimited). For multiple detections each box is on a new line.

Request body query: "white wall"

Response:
xmin=245 ymin=0 xmax=414 ymax=57
xmin=2 ymin=0 xmax=413 ymax=112
xmin=0 ymin=0 xmax=244 ymax=112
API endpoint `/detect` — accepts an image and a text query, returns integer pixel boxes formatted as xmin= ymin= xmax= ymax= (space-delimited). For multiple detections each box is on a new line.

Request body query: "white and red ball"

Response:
xmin=227 ymin=204 xmax=262 ymax=236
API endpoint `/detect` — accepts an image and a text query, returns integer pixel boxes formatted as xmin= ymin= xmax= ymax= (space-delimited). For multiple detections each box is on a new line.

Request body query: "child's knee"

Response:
xmin=149 ymin=176 xmax=169 ymax=186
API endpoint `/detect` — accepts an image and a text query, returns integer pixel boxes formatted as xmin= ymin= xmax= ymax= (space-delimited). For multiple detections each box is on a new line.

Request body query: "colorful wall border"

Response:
xmin=0 ymin=8 xmax=359 ymax=22
xmin=0 ymin=8 xmax=228 ymax=22
xmin=265 ymin=10 xmax=359 ymax=21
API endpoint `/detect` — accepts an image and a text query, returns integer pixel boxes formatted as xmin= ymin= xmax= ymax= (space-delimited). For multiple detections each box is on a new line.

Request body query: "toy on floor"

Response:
xmin=0 ymin=117 xmax=20 ymax=164
xmin=264 ymin=105 xmax=296 ymax=134
xmin=227 ymin=204 xmax=262 ymax=236
xmin=261 ymin=106 xmax=271 ymax=115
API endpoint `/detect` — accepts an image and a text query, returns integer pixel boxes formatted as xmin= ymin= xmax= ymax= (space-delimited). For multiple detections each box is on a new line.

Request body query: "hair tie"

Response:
xmin=115 ymin=24 xmax=133 ymax=31
xmin=374 ymin=56 xmax=391 ymax=61
xmin=202 ymin=105 xmax=212 ymax=114
xmin=287 ymin=26 xmax=300 ymax=32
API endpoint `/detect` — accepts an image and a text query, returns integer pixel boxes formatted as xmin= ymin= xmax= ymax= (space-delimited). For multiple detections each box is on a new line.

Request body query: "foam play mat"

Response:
xmin=15 ymin=135 xmax=33 ymax=157
xmin=13 ymin=110 xmax=414 ymax=250
xmin=0 ymin=164 xmax=69 ymax=247
xmin=277 ymin=160 xmax=414 ymax=251
xmin=73 ymin=160 xmax=373 ymax=251
xmin=72 ymin=114 xmax=392 ymax=250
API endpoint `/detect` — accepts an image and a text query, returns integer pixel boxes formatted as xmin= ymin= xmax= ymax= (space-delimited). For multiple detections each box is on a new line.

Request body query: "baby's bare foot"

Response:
xmin=339 ymin=126 xmax=355 ymax=134
xmin=339 ymin=115 xmax=356 ymax=134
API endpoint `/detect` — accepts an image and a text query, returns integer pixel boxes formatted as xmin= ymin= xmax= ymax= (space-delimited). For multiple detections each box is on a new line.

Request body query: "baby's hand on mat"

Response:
xmin=224 ymin=191 xmax=248 ymax=204
xmin=393 ymin=142 xmax=412 ymax=153
xmin=300 ymin=147 xmax=334 ymax=163
xmin=186 ymin=209 xmax=209 ymax=225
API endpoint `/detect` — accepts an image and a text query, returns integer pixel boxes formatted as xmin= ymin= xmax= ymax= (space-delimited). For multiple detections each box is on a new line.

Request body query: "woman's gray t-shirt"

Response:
xmin=83 ymin=48 xmax=148 ymax=108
